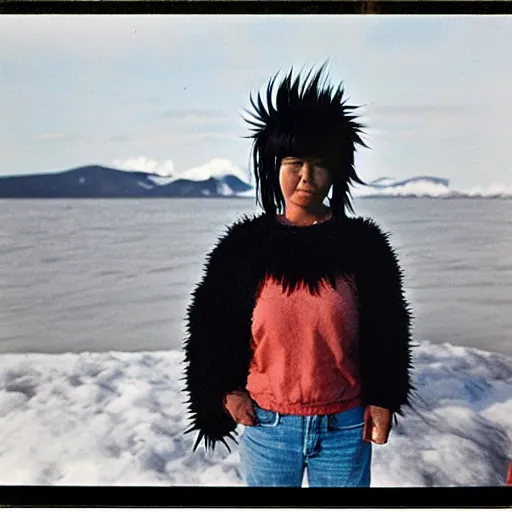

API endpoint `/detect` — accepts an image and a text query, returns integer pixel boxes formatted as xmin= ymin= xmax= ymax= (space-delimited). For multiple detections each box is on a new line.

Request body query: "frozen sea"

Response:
xmin=0 ymin=197 xmax=511 ymax=487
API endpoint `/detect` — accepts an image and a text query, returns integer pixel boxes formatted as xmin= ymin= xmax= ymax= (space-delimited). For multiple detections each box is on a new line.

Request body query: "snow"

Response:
xmin=235 ymin=188 xmax=256 ymax=198
xmin=216 ymin=181 xmax=234 ymax=196
xmin=113 ymin=157 xmax=176 ymax=178
xmin=355 ymin=180 xmax=452 ymax=198
xmin=354 ymin=179 xmax=512 ymax=199
xmin=136 ymin=180 xmax=155 ymax=190
xmin=463 ymin=182 xmax=512 ymax=198
xmin=0 ymin=340 xmax=511 ymax=486
xmin=140 ymin=158 xmax=252 ymax=189
xmin=175 ymin=158 xmax=251 ymax=185
xmin=119 ymin=158 xmax=253 ymax=191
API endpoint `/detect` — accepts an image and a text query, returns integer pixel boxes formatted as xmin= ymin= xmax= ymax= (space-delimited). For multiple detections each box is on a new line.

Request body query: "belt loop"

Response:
xmin=272 ymin=412 xmax=280 ymax=427
xmin=322 ymin=414 xmax=330 ymax=432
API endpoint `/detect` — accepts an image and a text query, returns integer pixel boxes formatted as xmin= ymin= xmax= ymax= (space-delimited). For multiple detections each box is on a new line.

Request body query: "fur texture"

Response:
xmin=182 ymin=214 xmax=414 ymax=452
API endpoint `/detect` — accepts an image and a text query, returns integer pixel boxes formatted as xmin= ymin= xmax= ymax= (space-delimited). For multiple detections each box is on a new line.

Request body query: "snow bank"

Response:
xmin=0 ymin=341 xmax=510 ymax=486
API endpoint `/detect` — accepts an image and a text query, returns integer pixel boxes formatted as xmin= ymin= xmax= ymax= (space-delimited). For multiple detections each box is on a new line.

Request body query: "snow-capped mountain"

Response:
xmin=174 ymin=158 xmax=251 ymax=185
xmin=354 ymin=176 xmax=452 ymax=198
xmin=354 ymin=176 xmax=512 ymax=198
xmin=144 ymin=158 xmax=252 ymax=186
xmin=0 ymin=163 xmax=252 ymax=198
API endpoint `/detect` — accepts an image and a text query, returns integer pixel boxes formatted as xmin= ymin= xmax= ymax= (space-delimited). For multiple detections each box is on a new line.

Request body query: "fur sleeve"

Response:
xmin=355 ymin=218 xmax=414 ymax=417
xmin=182 ymin=218 xmax=257 ymax=452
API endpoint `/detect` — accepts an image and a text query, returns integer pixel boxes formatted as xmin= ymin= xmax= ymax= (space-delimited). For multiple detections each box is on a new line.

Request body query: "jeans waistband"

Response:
xmin=252 ymin=404 xmax=365 ymax=431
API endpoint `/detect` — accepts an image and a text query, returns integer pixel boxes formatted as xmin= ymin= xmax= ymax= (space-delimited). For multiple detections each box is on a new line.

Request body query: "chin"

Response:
xmin=291 ymin=195 xmax=321 ymax=208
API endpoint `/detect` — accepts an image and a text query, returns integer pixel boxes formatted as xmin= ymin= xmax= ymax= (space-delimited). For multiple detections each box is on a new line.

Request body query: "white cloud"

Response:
xmin=35 ymin=133 xmax=67 ymax=141
xmin=112 ymin=156 xmax=252 ymax=186
xmin=462 ymin=182 xmax=512 ymax=198
xmin=177 ymin=158 xmax=252 ymax=185
xmin=0 ymin=15 xmax=182 ymax=58
xmin=158 ymin=109 xmax=226 ymax=123
xmin=2 ymin=15 xmax=512 ymax=188
xmin=112 ymin=157 xmax=175 ymax=177
xmin=355 ymin=180 xmax=451 ymax=198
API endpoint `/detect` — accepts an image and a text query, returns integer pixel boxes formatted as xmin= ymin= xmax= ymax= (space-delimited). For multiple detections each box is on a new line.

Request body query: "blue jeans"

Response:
xmin=239 ymin=405 xmax=372 ymax=487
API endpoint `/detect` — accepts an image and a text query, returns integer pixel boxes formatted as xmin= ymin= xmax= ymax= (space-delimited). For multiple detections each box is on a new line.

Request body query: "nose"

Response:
xmin=299 ymin=161 xmax=314 ymax=182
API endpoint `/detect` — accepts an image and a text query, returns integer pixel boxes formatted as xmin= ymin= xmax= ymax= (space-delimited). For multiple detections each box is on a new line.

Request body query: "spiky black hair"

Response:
xmin=243 ymin=63 xmax=368 ymax=217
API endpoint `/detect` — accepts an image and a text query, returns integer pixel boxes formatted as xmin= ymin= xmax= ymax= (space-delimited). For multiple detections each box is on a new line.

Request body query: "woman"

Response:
xmin=183 ymin=65 xmax=414 ymax=487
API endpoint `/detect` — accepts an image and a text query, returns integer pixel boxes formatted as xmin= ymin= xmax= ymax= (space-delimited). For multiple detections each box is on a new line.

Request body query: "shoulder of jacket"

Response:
xmin=347 ymin=215 xmax=390 ymax=243
xmin=225 ymin=212 xmax=267 ymax=236
xmin=208 ymin=213 xmax=266 ymax=257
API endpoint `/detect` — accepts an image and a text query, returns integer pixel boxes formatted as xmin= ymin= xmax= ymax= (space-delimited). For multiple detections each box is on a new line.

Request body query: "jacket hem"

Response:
xmin=250 ymin=394 xmax=363 ymax=416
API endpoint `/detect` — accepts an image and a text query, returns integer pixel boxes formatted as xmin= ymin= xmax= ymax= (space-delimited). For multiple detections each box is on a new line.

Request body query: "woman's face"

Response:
xmin=278 ymin=156 xmax=333 ymax=210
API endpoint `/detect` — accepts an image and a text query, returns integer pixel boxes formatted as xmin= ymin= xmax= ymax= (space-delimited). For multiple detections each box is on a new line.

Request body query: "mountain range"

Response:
xmin=0 ymin=162 xmax=509 ymax=199
xmin=0 ymin=164 xmax=252 ymax=198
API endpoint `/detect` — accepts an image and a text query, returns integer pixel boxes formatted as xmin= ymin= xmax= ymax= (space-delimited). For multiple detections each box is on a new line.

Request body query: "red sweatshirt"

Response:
xmin=246 ymin=273 xmax=363 ymax=416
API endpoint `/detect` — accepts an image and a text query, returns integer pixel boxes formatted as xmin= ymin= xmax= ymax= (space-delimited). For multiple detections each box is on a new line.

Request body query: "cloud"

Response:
xmin=363 ymin=104 xmax=473 ymax=118
xmin=3 ymin=15 xmax=512 ymax=188
xmin=107 ymin=135 xmax=132 ymax=143
xmin=35 ymin=133 xmax=67 ymax=141
xmin=156 ymin=109 xmax=232 ymax=129
xmin=0 ymin=15 xmax=182 ymax=59
xmin=177 ymin=131 xmax=241 ymax=142
xmin=461 ymin=183 xmax=512 ymax=198
xmin=158 ymin=109 xmax=224 ymax=121
xmin=112 ymin=157 xmax=175 ymax=177
xmin=143 ymin=108 xmax=238 ymax=145
xmin=364 ymin=16 xmax=451 ymax=51
xmin=358 ymin=103 xmax=480 ymax=144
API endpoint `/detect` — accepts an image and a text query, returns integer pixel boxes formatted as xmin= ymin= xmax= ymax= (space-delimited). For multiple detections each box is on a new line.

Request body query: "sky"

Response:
xmin=1 ymin=14 xmax=512 ymax=190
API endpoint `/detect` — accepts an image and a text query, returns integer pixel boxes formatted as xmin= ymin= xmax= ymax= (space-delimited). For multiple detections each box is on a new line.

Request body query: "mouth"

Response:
xmin=297 ymin=189 xmax=316 ymax=195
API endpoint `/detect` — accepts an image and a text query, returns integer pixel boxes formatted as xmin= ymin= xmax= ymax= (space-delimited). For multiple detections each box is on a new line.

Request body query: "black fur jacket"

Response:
xmin=182 ymin=213 xmax=414 ymax=451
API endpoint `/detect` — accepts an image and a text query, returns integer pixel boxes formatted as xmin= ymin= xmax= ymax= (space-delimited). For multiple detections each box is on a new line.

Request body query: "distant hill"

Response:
xmin=356 ymin=176 xmax=511 ymax=198
xmin=366 ymin=176 xmax=450 ymax=189
xmin=0 ymin=165 xmax=253 ymax=198
xmin=0 ymin=164 xmax=509 ymax=199
xmin=354 ymin=176 xmax=453 ymax=198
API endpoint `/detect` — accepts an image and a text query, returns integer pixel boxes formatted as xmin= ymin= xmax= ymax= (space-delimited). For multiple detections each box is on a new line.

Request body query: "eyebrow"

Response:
xmin=282 ymin=157 xmax=327 ymax=165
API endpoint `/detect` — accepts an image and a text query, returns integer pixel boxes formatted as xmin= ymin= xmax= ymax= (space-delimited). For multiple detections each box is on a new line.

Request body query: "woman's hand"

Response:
xmin=223 ymin=390 xmax=257 ymax=426
xmin=363 ymin=405 xmax=392 ymax=444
